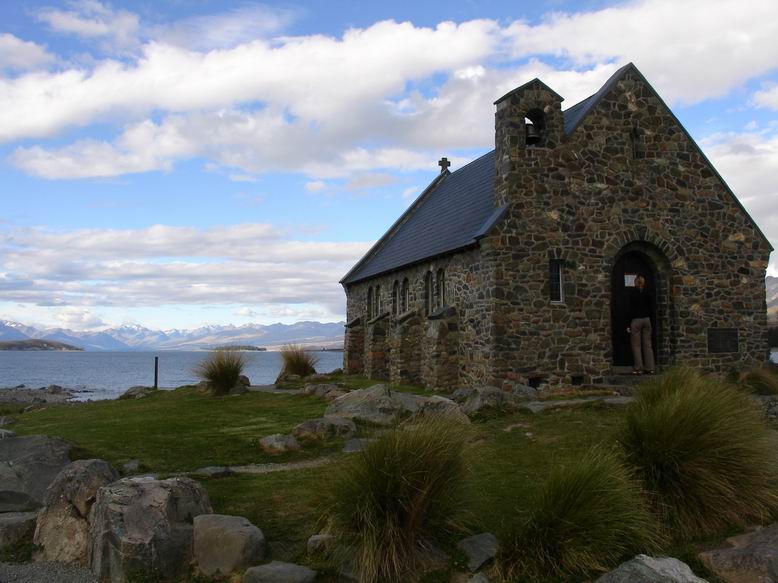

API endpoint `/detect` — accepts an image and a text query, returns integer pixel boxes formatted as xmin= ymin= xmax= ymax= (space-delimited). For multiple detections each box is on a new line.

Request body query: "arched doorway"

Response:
xmin=611 ymin=250 xmax=659 ymax=367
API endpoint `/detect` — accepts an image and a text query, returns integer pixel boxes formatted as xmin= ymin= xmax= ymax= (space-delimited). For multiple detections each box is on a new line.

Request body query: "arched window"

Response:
xmin=367 ymin=286 xmax=373 ymax=319
xmin=392 ymin=280 xmax=399 ymax=316
xmin=401 ymin=278 xmax=409 ymax=313
xmin=374 ymin=284 xmax=381 ymax=317
xmin=631 ymin=127 xmax=645 ymax=159
xmin=436 ymin=268 xmax=445 ymax=308
xmin=424 ymin=271 xmax=433 ymax=315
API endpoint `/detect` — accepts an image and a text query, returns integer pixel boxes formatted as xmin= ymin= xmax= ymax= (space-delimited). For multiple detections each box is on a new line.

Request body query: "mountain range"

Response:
xmin=0 ymin=320 xmax=344 ymax=351
xmin=768 ymin=276 xmax=778 ymax=322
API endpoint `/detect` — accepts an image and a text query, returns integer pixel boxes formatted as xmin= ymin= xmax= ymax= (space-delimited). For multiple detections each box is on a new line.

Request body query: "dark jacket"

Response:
xmin=628 ymin=288 xmax=654 ymax=321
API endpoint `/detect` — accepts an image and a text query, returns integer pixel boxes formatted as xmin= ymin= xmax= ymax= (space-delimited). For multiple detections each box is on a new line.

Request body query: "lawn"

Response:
xmin=12 ymin=386 xmax=330 ymax=472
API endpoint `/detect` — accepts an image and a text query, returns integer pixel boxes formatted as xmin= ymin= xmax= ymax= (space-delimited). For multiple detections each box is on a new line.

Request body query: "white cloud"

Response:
xmin=54 ymin=306 xmax=106 ymax=329
xmin=305 ymin=181 xmax=327 ymax=193
xmin=506 ymin=0 xmax=778 ymax=103
xmin=0 ymin=223 xmax=371 ymax=317
xmin=0 ymin=33 xmax=56 ymax=71
xmin=150 ymin=4 xmax=299 ymax=51
xmin=345 ymin=173 xmax=398 ymax=192
xmin=36 ymin=0 xmax=140 ymax=52
xmin=753 ymin=84 xmax=778 ymax=110
xmin=401 ymin=186 xmax=420 ymax=199
xmin=236 ymin=307 xmax=259 ymax=318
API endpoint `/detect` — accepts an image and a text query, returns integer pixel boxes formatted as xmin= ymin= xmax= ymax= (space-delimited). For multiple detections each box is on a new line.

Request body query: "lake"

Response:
xmin=0 ymin=350 xmax=344 ymax=401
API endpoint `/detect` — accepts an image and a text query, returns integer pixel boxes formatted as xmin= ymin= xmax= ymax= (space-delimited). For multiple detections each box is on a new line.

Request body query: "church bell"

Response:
xmin=525 ymin=122 xmax=541 ymax=145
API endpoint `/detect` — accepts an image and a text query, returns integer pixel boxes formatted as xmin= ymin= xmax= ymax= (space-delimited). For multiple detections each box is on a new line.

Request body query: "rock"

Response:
xmin=229 ymin=385 xmax=249 ymax=395
xmin=698 ymin=523 xmax=778 ymax=583
xmin=0 ymin=429 xmax=16 ymax=439
xmin=342 ymin=438 xmax=371 ymax=453
xmin=259 ymin=434 xmax=301 ymax=453
xmin=0 ymin=416 xmax=16 ymax=427
xmin=325 ymin=384 xmax=467 ymax=426
xmin=307 ymin=374 xmax=330 ymax=382
xmin=274 ymin=371 xmax=302 ymax=384
xmin=457 ymin=532 xmax=497 ymax=572
xmin=307 ymin=533 xmax=335 ymax=555
xmin=0 ymin=511 xmax=37 ymax=546
xmin=460 ymin=386 xmax=521 ymax=415
xmin=34 ymin=459 xmax=118 ymax=564
xmin=194 ymin=514 xmax=265 ymax=577
xmin=118 ymin=386 xmax=157 ymax=400
xmin=88 ymin=476 xmax=212 ymax=583
xmin=292 ymin=416 xmax=356 ymax=443
xmin=238 ymin=375 xmax=251 ymax=386
xmin=596 ymin=554 xmax=708 ymax=582
xmin=46 ymin=384 xmax=66 ymax=394
xmin=522 ymin=396 xmax=633 ymax=414
xmin=467 ymin=574 xmax=491 ymax=583
xmin=243 ymin=561 xmax=317 ymax=583
xmin=303 ymin=383 xmax=340 ymax=397
xmin=122 ymin=459 xmax=141 ymax=474
xmin=330 ymin=368 xmax=343 ymax=375
xmin=0 ymin=435 xmax=71 ymax=512
xmin=192 ymin=466 xmax=233 ymax=478
xmin=510 ymin=383 xmax=540 ymax=400
xmin=323 ymin=389 xmax=346 ymax=402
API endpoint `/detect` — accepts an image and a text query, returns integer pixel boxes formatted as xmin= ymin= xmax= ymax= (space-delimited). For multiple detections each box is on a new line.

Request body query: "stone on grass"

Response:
xmin=467 ymin=574 xmax=491 ymax=583
xmin=34 ymin=459 xmax=118 ymax=565
xmin=325 ymin=385 xmax=468 ymax=426
xmin=259 ymin=434 xmax=301 ymax=453
xmin=118 ymin=386 xmax=157 ymax=400
xmin=457 ymin=386 xmax=522 ymax=416
xmin=303 ymin=383 xmax=340 ymax=397
xmin=698 ymin=522 xmax=778 ymax=583
xmin=194 ymin=514 xmax=265 ymax=577
xmin=0 ymin=511 xmax=37 ymax=546
xmin=323 ymin=389 xmax=346 ymax=402
xmin=229 ymin=384 xmax=249 ymax=395
xmin=192 ymin=466 xmax=233 ymax=478
xmin=511 ymin=383 xmax=539 ymax=400
xmin=292 ymin=416 xmax=356 ymax=443
xmin=307 ymin=533 xmax=335 ymax=555
xmin=88 ymin=476 xmax=212 ymax=583
xmin=0 ymin=417 xmax=16 ymax=427
xmin=238 ymin=375 xmax=251 ymax=386
xmin=122 ymin=459 xmax=140 ymax=474
xmin=243 ymin=561 xmax=317 ymax=583
xmin=457 ymin=532 xmax=497 ymax=572
xmin=330 ymin=368 xmax=343 ymax=375
xmin=596 ymin=554 xmax=708 ymax=582
xmin=0 ymin=435 xmax=71 ymax=512
xmin=0 ymin=429 xmax=16 ymax=439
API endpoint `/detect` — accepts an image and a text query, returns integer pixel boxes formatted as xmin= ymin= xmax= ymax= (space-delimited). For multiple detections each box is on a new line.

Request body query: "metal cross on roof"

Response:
xmin=438 ymin=157 xmax=450 ymax=173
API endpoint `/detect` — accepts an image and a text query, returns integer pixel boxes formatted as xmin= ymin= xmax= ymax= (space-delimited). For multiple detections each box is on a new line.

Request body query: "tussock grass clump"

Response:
xmin=496 ymin=448 xmax=661 ymax=581
xmin=324 ymin=419 xmax=469 ymax=582
xmin=621 ymin=366 xmax=778 ymax=538
xmin=196 ymin=349 xmax=246 ymax=396
xmin=280 ymin=344 xmax=319 ymax=378
xmin=732 ymin=363 xmax=778 ymax=395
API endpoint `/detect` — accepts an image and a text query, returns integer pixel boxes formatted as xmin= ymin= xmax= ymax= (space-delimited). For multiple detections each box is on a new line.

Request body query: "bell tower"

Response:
xmin=493 ymin=78 xmax=564 ymax=207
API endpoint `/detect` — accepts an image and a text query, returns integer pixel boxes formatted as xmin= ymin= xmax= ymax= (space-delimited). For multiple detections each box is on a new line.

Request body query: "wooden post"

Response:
xmin=154 ymin=356 xmax=159 ymax=389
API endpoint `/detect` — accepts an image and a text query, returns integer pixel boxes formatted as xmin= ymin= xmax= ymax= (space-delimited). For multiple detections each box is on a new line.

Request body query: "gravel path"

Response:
xmin=0 ymin=562 xmax=97 ymax=583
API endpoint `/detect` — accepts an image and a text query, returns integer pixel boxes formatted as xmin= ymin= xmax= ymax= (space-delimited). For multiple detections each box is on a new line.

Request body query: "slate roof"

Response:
xmin=341 ymin=63 xmax=772 ymax=285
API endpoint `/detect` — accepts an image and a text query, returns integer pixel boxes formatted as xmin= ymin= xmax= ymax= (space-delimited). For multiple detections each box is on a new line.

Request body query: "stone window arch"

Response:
xmin=374 ymin=284 xmax=381 ymax=317
xmin=392 ymin=280 xmax=399 ymax=316
xmin=367 ymin=286 xmax=373 ymax=319
xmin=631 ymin=127 xmax=645 ymax=159
xmin=424 ymin=271 xmax=433 ymax=315
xmin=401 ymin=278 xmax=409 ymax=313
xmin=436 ymin=268 xmax=446 ymax=308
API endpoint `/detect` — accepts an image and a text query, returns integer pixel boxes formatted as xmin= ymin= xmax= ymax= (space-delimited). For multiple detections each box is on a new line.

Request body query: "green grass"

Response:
xmin=12 ymin=386 xmax=329 ymax=472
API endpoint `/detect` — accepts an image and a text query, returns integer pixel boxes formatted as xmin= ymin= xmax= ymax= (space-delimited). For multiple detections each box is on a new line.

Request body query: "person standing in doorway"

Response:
xmin=627 ymin=274 xmax=655 ymax=375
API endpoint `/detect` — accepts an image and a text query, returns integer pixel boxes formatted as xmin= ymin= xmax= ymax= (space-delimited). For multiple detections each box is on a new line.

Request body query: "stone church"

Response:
xmin=340 ymin=63 xmax=772 ymax=390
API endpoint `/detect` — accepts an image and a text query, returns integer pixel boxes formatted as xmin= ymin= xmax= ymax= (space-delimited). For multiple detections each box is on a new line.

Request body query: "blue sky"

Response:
xmin=0 ymin=0 xmax=777 ymax=331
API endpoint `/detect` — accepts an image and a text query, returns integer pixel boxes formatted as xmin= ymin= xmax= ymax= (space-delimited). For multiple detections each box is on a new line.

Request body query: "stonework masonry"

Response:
xmin=342 ymin=65 xmax=772 ymax=390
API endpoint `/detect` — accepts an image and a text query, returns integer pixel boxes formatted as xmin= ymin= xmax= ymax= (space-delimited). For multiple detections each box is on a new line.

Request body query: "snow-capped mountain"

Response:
xmin=768 ymin=276 xmax=778 ymax=322
xmin=0 ymin=320 xmax=344 ymax=351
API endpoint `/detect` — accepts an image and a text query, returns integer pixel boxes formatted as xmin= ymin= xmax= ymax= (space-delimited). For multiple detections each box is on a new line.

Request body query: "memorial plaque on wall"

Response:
xmin=707 ymin=328 xmax=739 ymax=353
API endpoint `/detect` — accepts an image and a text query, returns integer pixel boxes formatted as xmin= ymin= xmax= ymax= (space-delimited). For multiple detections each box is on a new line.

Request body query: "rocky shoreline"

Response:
xmin=0 ymin=384 xmax=84 ymax=405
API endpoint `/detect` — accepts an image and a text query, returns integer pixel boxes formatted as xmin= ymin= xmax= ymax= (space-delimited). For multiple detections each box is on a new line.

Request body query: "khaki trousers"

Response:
xmin=630 ymin=317 xmax=655 ymax=371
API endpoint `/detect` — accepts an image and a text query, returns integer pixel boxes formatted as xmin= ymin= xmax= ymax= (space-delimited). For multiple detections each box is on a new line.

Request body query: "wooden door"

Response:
xmin=611 ymin=252 xmax=658 ymax=366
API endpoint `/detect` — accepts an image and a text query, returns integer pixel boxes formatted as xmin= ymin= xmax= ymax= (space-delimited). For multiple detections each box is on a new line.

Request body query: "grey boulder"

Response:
xmin=34 ymin=459 xmax=118 ymax=564
xmin=0 ymin=511 xmax=37 ymax=546
xmin=596 ymin=554 xmax=708 ymax=582
xmin=303 ymin=383 xmax=340 ymax=397
xmin=259 ymin=434 xmax=301 ymax=453
xmin=455 ymin=386 xmax=522 ymax=415
xmin=238 ymin=375 xmax=251 ymax=387
xmin=194 ymin=514 xmax=265 ymax=577
xmin=0 ymin=435 xmax=71 ymax=512
xmin=118 ymin=386 xmax=157 ymax=400
xmin=307 ymin=533 xmax=335 ymax=555
xmin=292 ymin=416 xmax=356 ymax=443
xmin=457 ymin=532 xmax=497 ymax=572
xmin=325 ymin=384 xmax=466 ymax=426
xmin=88 ymin=476 xmax=212 ymax=583
xmin=243 ymin=561 xmax=317 ymax=583
xmin=0 ymin=429 xmax=16 ymax=439
xmin=699 ymin=523 xmax=778 ymax=583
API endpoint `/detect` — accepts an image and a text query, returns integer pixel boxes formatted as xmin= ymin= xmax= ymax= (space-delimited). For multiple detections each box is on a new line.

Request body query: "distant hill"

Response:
xmin=0 ymin=319 xmax=344 ymax=351
xmin=768 ymin=276 xmax=777 ymax=323
xmin=0 ymin=339 xmax=83 ymax=351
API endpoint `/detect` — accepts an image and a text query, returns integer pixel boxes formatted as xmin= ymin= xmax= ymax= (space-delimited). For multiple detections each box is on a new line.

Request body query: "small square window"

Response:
xmin=550 ymin=259 xmax=563 ymax=302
